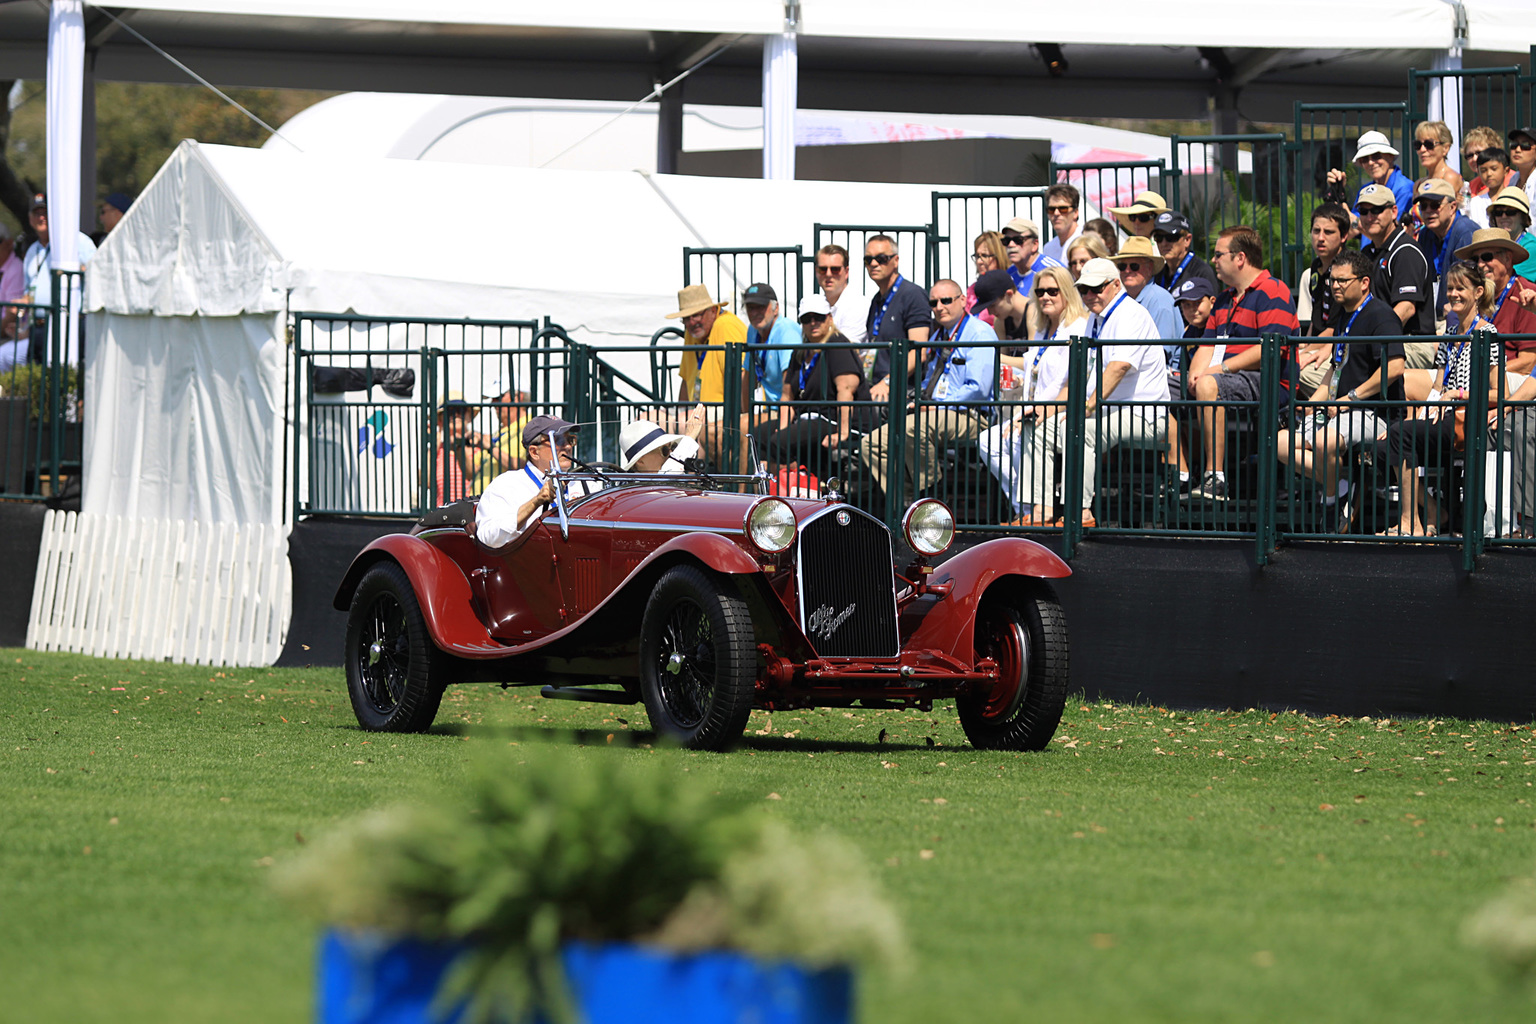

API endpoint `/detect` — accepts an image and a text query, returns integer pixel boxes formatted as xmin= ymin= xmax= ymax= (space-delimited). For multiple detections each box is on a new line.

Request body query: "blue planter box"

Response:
xmin=317 ymin=929 xmax=853 ymax=1024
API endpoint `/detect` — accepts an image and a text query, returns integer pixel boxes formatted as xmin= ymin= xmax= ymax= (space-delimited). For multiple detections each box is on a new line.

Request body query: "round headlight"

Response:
xmin=745 ymin=497 xmax=797 ymax=553
xmin=903 ymin=499 xmax=954 ymax=556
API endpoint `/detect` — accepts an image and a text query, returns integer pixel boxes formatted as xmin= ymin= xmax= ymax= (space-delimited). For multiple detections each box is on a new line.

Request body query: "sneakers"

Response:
xmin=1193 ymin=472 xmax=1227 ymax=499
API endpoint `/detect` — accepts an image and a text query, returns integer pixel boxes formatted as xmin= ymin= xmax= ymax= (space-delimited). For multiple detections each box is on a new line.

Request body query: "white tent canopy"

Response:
xmin=83 ymin=140 xmax=1001 ymax=525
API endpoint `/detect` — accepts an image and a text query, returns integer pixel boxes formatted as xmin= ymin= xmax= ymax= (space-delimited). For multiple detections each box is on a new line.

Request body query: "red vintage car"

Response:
xmin=332 ymin=468 xmax=1072 ymax=751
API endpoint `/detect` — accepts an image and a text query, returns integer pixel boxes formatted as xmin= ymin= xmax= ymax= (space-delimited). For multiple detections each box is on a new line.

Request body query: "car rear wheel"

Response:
xmin=639 ymin=565 xmax=757 ymax=751
xmin=345 ymin=562 xmax=448 ymax=733
xmin=956 ymin=588 xmax=1069 ymax=751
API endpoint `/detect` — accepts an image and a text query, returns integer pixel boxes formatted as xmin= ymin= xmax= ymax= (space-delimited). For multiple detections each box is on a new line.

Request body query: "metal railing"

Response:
xmin=928 ymin=189 xmax=1050 ymax=285
xmin=1048 ymin=160 xmax=1168 ymax=228
xmin=1170 ymin=134 xmax=1297 ymax=283
xmin=683 ymin=247 xmax=806 ymax=321
xmin=0 ymin=269 xmax=82 ymax=502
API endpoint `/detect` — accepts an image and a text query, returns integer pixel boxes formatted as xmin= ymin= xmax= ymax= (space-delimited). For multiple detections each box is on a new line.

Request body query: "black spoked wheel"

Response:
xmin=638 ymin=565 xmax=757 ymax=750
xmin=344 ymin=562 xmax=448 ymax=732
xmin=956 ymin=587 xmax=1069 ymax=751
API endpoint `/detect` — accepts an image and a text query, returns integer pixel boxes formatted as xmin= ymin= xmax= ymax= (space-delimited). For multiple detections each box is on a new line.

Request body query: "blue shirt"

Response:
xmin=1418 ymin=210 xmax=1480 ymax=326
xmin=1007 ymin=252 xmax=1065 ymax=300
xmin=920 ymin=313 xmax=996 ymax=408
xmin=1132 ymin=282 xmax=1183 ymax=367
xmin=746 ymin=314 xmax=800 ymax=401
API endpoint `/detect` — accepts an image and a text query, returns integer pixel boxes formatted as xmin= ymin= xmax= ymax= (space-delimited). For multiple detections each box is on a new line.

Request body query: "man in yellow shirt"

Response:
xmin=664 ymin=284 xmax=747 ymax=403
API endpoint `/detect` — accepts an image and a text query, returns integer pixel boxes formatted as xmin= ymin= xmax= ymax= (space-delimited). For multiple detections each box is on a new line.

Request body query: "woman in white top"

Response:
xmin=977 ymin=265 xmax=1089 ymax=524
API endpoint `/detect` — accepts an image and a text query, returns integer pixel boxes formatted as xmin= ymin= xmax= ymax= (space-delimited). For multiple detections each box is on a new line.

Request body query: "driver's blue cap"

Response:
xmin=522 ymin=415 xmax=576 ymax=446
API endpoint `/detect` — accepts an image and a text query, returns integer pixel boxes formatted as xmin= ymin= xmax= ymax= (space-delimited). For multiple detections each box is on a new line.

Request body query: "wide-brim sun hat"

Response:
xmin=1108 ymin=190 xmax=1169 ymax=231
xmin=1352 ymin=130 xmax=1399 ymax=163
xmin=665 ymin=284 xmax=727 ymax=320
xmin=619 ymin=419 xmax=686 ymax=470
xmin=1489 ymin=186 xmax=1532 ymax=217
xmin=1107 ymin=235 xmax=1166 ymax=275
xmin=1453 ymin=226 xmax=1528 ymax=262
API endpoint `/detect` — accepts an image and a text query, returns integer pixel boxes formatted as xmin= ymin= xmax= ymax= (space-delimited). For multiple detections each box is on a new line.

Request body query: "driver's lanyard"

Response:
xmin=1328 ymin=294 xmax=1372 ymax=399
xmin=524 ymin=462 xmax=565 ymax=498
xmin=870 ymin=274 xmax=904 ymax=336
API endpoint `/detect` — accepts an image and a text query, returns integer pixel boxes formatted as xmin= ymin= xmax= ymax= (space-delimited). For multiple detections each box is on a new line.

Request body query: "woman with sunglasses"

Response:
xmin=1413 ymin=121 xmax=1464 ymax=196
xmin=1484 ymin=187 xmax=1536 ymax=280
xmin=975 ymin=265 xmax=1088 ymax=524
xmin=1384 ymin=260 xmax=1499 ymax=536
xmin=965 ymin=230 xmax=1008 ymax=326
xmin=751 ymin=295 xmax=874 ymax=484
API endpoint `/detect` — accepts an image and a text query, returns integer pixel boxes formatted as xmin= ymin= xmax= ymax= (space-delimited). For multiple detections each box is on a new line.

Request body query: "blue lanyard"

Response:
xmin=1431 ymin=214 xmax=1457 ymax=276
xmin=751 ymin=327 xmax=768 ymax=382
xmin=1442 ymin=338 xmax=1468 ymax=389
xmin=1027 ymin=345 xmax=1048 ymax=400
xmin=1166 ymin=252 xmax=1193 ymax=286
xmin=1090 ymin=292 xmax=1127 ymax=340
xmin=870 ymin=274 xmax=904 ymax=336
xmin=1492 ymin=281 xmax=1515 ymax=319
xmin=796 ymin=349 xmax=822 ymax=393
xmin=523 ymin=464 xmax=544 ymax=488
xmin=1334 ymin=294 xmax=1372 ymax=364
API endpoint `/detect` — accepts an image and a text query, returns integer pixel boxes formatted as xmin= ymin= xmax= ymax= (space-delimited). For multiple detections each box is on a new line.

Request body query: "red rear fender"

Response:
xmin=332 ymin=534 xmax=501 ymax=655
xmin=905 ymin=538 xmax=1069 ymax=662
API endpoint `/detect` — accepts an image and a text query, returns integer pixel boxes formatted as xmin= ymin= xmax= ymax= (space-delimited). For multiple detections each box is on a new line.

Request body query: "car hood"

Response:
xmin=573 ymin=485 xmax=834 ymax=531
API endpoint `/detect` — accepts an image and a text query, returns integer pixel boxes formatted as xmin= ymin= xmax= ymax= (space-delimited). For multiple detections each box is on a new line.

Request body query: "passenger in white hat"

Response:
xmin=1326 ymin=130 xmax=1413 ymax=220
xmin=619 ymin=404 xmax=706 ymax=473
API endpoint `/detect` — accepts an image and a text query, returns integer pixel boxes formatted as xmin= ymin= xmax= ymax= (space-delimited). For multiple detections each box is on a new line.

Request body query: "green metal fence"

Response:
xmin=928 ymin=189 xmax=1050 ymax=285
xmin=1407 ymin=65 xmax=1526 ymax=156
xmin=1048 ymin=159 xmax=1169 ymax=228
xmin=1170 ymin=134 xmax=1297 ymax=284
xmin=682 ymin=246 xmax=806 ymax=320
xmin=0 ymin=269 xmax=82 ymax=502
xmin=812 ymin=223 xmax=932 ymax=289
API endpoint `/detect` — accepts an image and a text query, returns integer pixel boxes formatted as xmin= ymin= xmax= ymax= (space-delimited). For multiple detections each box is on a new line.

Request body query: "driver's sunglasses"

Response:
xmin=863 ymin=253 xmax=895 ymax=266
xmin=1077 ymin=282 xmax=1110 ymax=296
xmin=531 ymin=436 xmax=574 ymax=450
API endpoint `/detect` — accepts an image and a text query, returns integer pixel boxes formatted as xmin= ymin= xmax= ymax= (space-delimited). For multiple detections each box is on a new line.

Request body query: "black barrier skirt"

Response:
xmin=276 ymin=517 xmax=412 ymax=667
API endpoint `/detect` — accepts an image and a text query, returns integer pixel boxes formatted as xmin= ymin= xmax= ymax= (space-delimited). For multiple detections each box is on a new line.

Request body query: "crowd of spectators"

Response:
xmin=637 ymin=124 xmax=1536 ymax=538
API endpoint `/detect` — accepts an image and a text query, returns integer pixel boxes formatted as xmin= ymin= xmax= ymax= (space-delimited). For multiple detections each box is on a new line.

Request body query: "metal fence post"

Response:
xmin=1061 ymin=335 xmax=1089 ymax=560
xmin=1254 ymin=334 xmax=1281 ymax=565
xmin=292 ymin=316 xmax=304 ymax=522
xmin=721 ymin=342 xmax=744 ymax=476
xmin=422 ymin=345 xmax=435 ymax=512
xmin=1463 ymin=328 xmax=1493 ymax=570
xmin=884 ymin=332 xmax=910 ymax=530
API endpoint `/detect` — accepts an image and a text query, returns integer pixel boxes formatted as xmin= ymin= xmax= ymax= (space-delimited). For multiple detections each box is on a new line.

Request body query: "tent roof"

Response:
xmin=85 ymin=140 xmax=972 ymax=341
xmin=2 ymin=2 xmax=1523 ymax=124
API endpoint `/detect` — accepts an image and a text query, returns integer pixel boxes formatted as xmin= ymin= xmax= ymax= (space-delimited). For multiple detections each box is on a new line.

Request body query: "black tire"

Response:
xmin=638 ymin=564 xmax=758 ymax=750
xmin=344 ymin=562 xmax=448 ymax=732
xmin=956 ymin=587 xmax=1069 ymax=751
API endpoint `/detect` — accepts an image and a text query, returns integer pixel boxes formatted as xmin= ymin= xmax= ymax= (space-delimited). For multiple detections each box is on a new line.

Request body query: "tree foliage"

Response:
xmin=2 ymin=79 xmax=330 ymax=234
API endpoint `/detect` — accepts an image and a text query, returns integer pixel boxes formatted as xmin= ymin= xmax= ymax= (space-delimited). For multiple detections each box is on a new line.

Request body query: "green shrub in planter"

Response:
xmin=0 ymin=364 xmax=80 ymax=421
xmin=275 ymin=743 xmax=903 ymax=1023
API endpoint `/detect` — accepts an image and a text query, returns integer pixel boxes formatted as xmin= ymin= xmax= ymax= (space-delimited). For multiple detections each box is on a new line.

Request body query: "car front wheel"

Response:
xmin=956 ymin=588 xmax=1069 ymax=751
xmin=638 ymin=564 xmax=757 ymax=751
xmin=345 ymin=562 xmax=448 ymax=733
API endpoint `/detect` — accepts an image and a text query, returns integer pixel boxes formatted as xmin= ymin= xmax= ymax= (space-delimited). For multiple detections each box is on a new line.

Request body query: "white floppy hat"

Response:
xmin=619 ymin=418 xmax=686 ymax=471
xmin=1352 ymin=130 xmax=1399 ymax=162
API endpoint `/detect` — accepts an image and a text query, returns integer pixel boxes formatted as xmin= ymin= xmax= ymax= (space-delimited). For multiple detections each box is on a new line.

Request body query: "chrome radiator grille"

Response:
xmin=795 ymin=507 xmax=899 ymax=658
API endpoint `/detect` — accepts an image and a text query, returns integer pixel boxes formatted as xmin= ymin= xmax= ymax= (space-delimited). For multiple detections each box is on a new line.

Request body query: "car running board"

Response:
xmin=539 ymin=685 xmax=640 ymax=705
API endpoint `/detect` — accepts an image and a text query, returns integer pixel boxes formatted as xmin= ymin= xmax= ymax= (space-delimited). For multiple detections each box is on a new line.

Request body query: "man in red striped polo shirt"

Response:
xmin=1183 ymin=226 xmax=1300 ymax=499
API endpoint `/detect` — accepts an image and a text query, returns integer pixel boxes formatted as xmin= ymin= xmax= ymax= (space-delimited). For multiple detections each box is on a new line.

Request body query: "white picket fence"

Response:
xmin=26 ymin=511 xmax=291 ymax=666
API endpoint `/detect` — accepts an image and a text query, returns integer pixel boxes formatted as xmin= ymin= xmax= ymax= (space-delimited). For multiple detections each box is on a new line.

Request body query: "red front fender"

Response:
xmin=644 ymin=531 xmax=763 ymax=575
xmin=906 ymin=538 xmax=1070 ymax=663
xmin=332 ymin=534 xmax=503 ymax=655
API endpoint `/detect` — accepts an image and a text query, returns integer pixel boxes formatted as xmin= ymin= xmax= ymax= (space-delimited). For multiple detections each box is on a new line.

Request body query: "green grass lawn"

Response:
xmin=4 ymin=648 xmax=1536 ymax=1022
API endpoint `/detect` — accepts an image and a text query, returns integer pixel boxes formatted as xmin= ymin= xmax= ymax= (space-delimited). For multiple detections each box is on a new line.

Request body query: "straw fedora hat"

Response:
xmin=1453 ymin=226 xmax=1528 ymax=261
xmin=1488 ymin=186 xmax=1532 ymax=218
xmin=1108 ymin=190 xmax=1168 ymax=230
xmin=1107 ymin=235 xmax=1166 ymax=275
xmin=665 ymin=284 xmax=727 ymax=320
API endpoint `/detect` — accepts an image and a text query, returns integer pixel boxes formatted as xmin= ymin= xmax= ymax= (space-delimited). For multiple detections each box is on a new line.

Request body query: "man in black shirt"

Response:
xmin=1277 ymin=249 xmax=1404 ymax=519
xmin=1356 ymin=182 xmax=1435 ymax=369
xmin=1152 ymin=211 xmax=1218 ymax=296
xmin=862 ymin=234 xmax=930 ymax=402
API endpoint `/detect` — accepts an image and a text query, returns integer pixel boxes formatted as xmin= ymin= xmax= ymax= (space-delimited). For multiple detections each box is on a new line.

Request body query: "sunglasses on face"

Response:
xmin=928 ymin=295 xmax=962 ymax=307
xmin=1076 ymin=282 xmax=1110 ymax=296
xmin=1034 ymin=286 xmax=1061 ymax=297
xmin=1119 ymin=261 xmax=1144 ymax=273
xmin=1357 ymin=154 xmax=1390 ymax=164
xmin=1357 ymin=205 xmax=1391 ymax=217
xmin=1465 ymin=149 xmax=1485 ymax=165
xmin=1128 ymin=213 xmax=1155 ymax=223
xmin=863 ymin=253 xmax=894 ymax=266
xmin=815 ymin=263 xmax=845 ymax=274
xmin=1046 ymin=204 xmax=1074 ymax=214
xmin=1152 ymin=232 xmax=1182 ymax=244
xmin=1492 ymin=208 xmax=1524 ymax=220
xmin=1474 ymin=250 xmax=1503 ymax=263
xmin=1414 ymin=139 xmax=1440 ymax=150
xmin=1415 ymin=196 xmax=1447 ymax=209
xmin=800 ymin=314 xmax=828 ymax=325
xmin=1002 ymin=233 xmax=1035 ymax=245
xmin=1515 ymin=141 xmax=1536 ymax=152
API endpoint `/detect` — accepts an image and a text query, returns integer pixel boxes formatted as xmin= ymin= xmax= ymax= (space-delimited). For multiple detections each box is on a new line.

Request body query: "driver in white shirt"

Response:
xmin=476 ymin=416 xmax=596 ymax=547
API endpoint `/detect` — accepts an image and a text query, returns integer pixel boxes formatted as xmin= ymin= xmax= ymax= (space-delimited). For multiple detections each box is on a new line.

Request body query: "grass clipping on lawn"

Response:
xmin=273 ymin=740 xmax=904 ymax=1023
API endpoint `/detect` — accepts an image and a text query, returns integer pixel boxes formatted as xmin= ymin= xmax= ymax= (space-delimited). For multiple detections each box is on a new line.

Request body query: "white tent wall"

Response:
xmin=84 ymin=311 xmax=286 ymax=525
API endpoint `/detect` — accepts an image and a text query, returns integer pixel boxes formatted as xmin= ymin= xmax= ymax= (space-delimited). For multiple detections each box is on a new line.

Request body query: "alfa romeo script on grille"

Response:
xmin=807 ymin=602 xmax=856 ymax=641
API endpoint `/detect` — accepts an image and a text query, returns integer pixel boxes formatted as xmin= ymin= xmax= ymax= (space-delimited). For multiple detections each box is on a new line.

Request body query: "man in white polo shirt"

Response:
xmin=1021 ymin=258 xmax=1167 ymax=528
xmin=476 ymin=416 xmax=602 ymax=547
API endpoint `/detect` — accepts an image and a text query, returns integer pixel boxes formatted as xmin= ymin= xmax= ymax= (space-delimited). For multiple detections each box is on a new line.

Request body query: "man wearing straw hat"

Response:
xmin=1453 ymin=226 xmax=1536 ymax=374
xmin=663 ymin=284 xmax=747 ymax=404
xmin=1107 ymin=190 xmax=1168 ymax=240
xmin=1109 ymin=236 xmax=1181 ymax=347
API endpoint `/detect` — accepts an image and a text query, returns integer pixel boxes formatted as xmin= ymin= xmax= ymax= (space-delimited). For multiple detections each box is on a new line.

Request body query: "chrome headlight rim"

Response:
xmin=743 ymin=496 xmax=797 ymax=554
xmin=902 ymin=498 xmax=954 ymax=557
